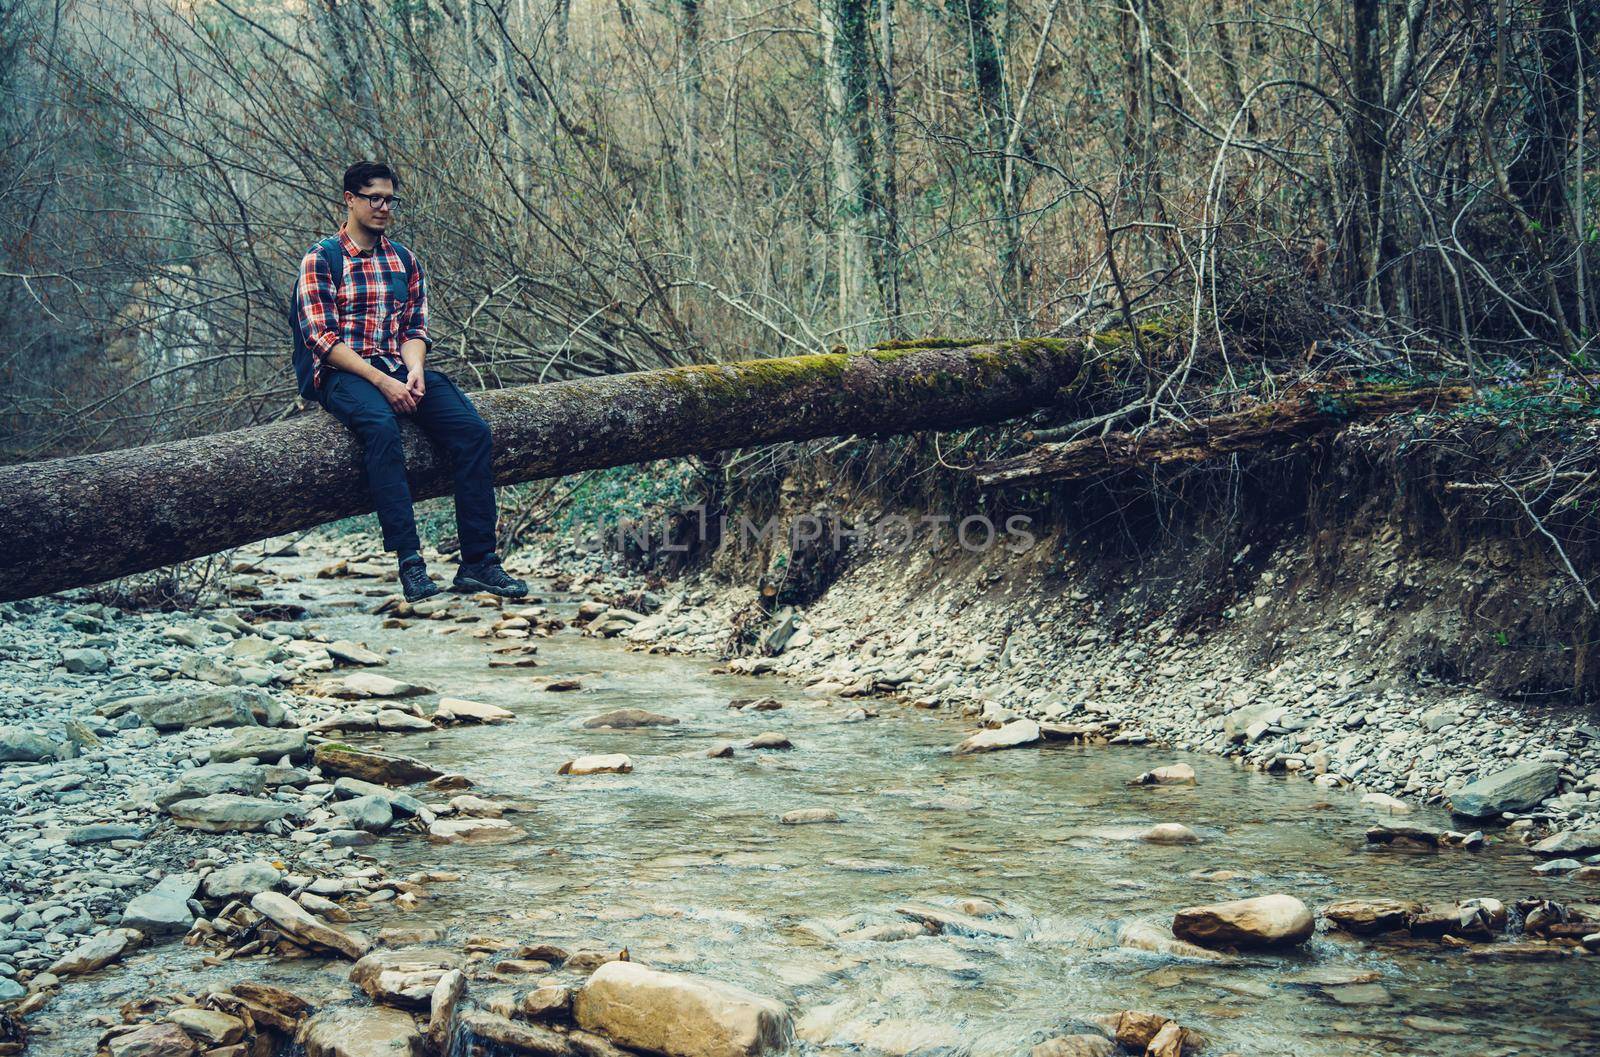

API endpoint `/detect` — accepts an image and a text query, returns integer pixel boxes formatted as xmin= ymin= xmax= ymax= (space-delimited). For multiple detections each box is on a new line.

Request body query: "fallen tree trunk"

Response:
xmin=970 ymin=384 xmax=1472 ymax=488
xmin=0 ymin=337 xmax=1113 ymax=601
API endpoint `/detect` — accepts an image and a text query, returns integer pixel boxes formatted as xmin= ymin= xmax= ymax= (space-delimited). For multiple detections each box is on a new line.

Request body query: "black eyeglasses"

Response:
xmin=351 ymin=192 xmax=402 ymax=210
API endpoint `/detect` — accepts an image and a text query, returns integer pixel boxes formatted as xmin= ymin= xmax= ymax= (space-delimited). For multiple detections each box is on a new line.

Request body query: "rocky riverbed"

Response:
xmin=1 ymin=533 xmax=1599 ymax=1057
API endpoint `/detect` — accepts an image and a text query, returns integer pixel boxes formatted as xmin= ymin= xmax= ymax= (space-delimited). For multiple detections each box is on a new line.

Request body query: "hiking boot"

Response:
xmin=399 ymin=556 xmax=442 ymax=603
xmin=453 ymin=553 xmax=528 ymax=597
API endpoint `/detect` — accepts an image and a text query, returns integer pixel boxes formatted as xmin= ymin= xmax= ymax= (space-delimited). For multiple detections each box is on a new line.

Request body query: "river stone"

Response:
xmin=1115 ymin=920 xmax=1228 ymax=961
xmin=333 ymin=795 xmax=395 ymax=832
xmin=251 ymin=892 xmax=370 ymax=959
xmin=1533 ymin=827 xmax=1600 ymax=857
xmin=780 ymin=807 xmax=840 ymax=825
xmin=108 ymin=1022 xmax=196 ymax=1057
xmin=155 ymin=763 xmax=267 ymax=807
xmin=209 ymin=728 xmax=309 ymax=764
xmin=350 ymin=948 xmax=463 ymax=1007
xmin=122 ymin=873 xmax=200 ymax=937
xmin=1172 ymin=894 xmax=1313 ymax=949
xmin=1449 ymin=762 xmax=1561 ymax=818
xmin=168 ymin=793 xmax=293 ymax=832
xmin=47 ymin=927 xmax=143 ymax=975
xmin=1321 ymin=898 xmax=1421 ymax=934
xmin=334 ymin=672 xmax=431 ymax=699
xmin=428 ymin=969 xmax=467 ymax=1049
xmin=1133 ymin=763 xmax=1196 ymax=786
xmin=167 ymin=1008 xmax=245 ymax=1047
xmin=582 ymin=708 xmax=680 ymax=729
xmin=1360 ymin=792 xmax=1412 ymax=814
xmin=137 ymin=689 xmax=259 ymax=732
xmin=428 ymin=818 xmax=523 ymax=844
xmin=315 ymin=744 xmax=442 ymax=785
xmin=68 ymin=823 xmax=149 ymax=844
xmin=202 ymin=860 xmax=282 ymax=901
xmin=61 ymin=646 xmax=111 ymax=673
xmin=434 ymin=697 xmax=515 ymax=724
xmin=377 ymin=709 xmax=436 ymax=731
xmin=1032 ymin=1036 xmax=1116 ymax=1057
xmin=300 ymin=1005 xmax=421 ymax=1057
xmin=0 ymin=725 xmax=59 ymax=763
xmin=1223 ymin=702 xmax=1283 ymax=741
xmin=574 ymin=961 xmax=794 ymax=1057
xmin=953 ymin=719 xmax=1041 ymax=755
xmin=1141 ymin=823 xmax=1201 ymax=845
xmin=896 ymin=902 xmax=1021 ymax=939
xmin=459 ymin=1012 xmax=576 ymax=1055
xmin=327 ymin=640 xmax=386 ymax=666
xmin=559 ymin=753 xmax=634 ymax=776
xmin=1106 ymin=1011 xmax=1169 ymax=1050
xmin=334 ymin=776 xmax=428 ymax=816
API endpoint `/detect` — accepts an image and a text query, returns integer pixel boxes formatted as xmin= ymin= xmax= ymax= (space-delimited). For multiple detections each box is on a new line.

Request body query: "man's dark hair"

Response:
xmin=344 ymin=161 xmax=399 ymax=194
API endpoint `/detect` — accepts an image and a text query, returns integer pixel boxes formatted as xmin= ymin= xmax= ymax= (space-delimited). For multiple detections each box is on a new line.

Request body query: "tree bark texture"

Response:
xmin=0 ymin=338 xmax=1111 ymax=601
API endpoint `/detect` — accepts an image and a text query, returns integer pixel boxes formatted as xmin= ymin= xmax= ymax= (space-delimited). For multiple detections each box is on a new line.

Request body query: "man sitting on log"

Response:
xmin=293 ymin=160 xmax=527 ymax=602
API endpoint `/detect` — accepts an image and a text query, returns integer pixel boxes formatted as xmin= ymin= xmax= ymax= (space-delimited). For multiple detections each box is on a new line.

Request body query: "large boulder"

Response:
xmin=332 ymin=795 xmax=395 ymax=832
xmin=208 ymin=728 xmax=309 ymax=764
xmin=251 ymin=892 xmax=370 ymax=959
xmin=47 ymin=927 xmax=143 ymax=976
xmin=333 ymin=777 xmax=429 ymax=817
xmin=137 ymin=689 xmax=259 ymax=732
xmin=202 ymin=861 xmax=283 ymax=902
xmin=108 ymin=1022 xmax=196 ymax=1057
xmin=350 ymin=948 xmax=464 ymax=1008
xmin=167 ymin=793 xmax=293 ymax=833
xmin=1172 ymin=894 xmax=1313 ymax=949
xmin=953 ymin=719 xmax=1041 ymax=755
xmin=314 ymin=744 xmax=442 ymax=786
xmin=574 ymin=962 xmax=793 ymax=1057
xmin=0 ymin=725 xmax=59 ymax=763
xmin=333 ymin=672 xmax=432 ymax=699
xmin=1449 ymin=762 xmax=1561 ymax=819
xmin=154 ymin=763 xmax=267 ymax=808
xmin=1321 ymin=898 xmax=1421 ymax=935
xmin=1532 ymin=827 xmax=1600 ymax=858
xmin=299 ymin=1006 xmax=421 ymax=1057
xmin=122 ymin=874 xmax=200 ymax=937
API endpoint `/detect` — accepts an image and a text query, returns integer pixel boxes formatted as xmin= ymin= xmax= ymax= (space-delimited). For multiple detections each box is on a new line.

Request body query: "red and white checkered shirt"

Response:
xmin=296 ymin=224 xmax=429 ymax=390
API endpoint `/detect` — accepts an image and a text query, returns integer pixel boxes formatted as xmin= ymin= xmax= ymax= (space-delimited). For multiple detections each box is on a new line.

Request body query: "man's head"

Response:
xmin=343 ymin=161 xmax=401 ymax=238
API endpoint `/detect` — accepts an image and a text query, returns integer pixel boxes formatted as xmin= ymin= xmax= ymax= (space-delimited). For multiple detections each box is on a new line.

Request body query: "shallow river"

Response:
xmin=42 ymin=558 xmax=1600 ymax=1056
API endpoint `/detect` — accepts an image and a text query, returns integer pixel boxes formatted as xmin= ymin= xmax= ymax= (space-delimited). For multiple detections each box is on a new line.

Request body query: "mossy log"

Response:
xmin=971 ymin=384 xmax=1472 ymax=488
xmin=0 ymin=337 xmax=1127 ymax=601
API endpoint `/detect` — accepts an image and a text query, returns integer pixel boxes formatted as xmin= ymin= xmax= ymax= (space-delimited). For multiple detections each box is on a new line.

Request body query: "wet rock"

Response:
xmin=559 ymin=754 xmax=634 ymax=776
xmin=435 ymin=696 xmax=515 ymax=724
xmin=202 ymin=861 xmax=283 ymax=902
xmin=1031 ymin=1035 xmax=1115 ymax=1057
xmin=1107 ymin=1010 xmax=1169 ymax=1050
xmin=1321 ymin=898 xmax=1421 ymax=935
xmin=953 ymin=719 xmax=1041 ymax=755
xmin=566 ymin=948 xmax=628 ymax=973
xmin=448 ymin=794 xmax=506 ymax=817
xmin=780 ymin=808 xmax=840 ymax=825
xmin=137 ymin=688 xmax=264 ymax=732
xmin=1410 ymin=898 xmax=1505 ymax=940
xmin=427 ymin=969 xmax=466 ymax=1050
xmin=1360 ymin=792 xmax=1412 ymax=814
xmin=1533 ymin=827 xmax=1600 ymax=857
xmin=459 ymin=1011 xmax=576 ymax=1055
xmin=1132 ymin=763 xmax=1196 ymax=786
xmin=521 ymin=984 xmax=574 ymax=1023
xmin=333 ymin=777 xmax=428 ymax=817
xmin=314 ymin=744 xmax=442 ymax=786
xmin=0 ymin=725 xmax=59 ymax=763
xmin=1171 ymin=894 xmax=1313 ymax=949
xmin=351 ymin=948 xmax=463 ymax=1007
xmin=574 ymin=961 xmax=793 ymax=1057
xmin=47 ymin=927 xmax=142 ymax=976
xmin=251 ymin=892 xmax=370 ymax=959
xmin=168 ymin=793 xmax=293 ymax=832
xmin=895 ymin=902 xmax=1021 ymax=939
xmin=326 ymin=640 xmax=386 ymax=666
xmin=108 ymin=1021 xmax=196 ymax=1057
xmin=208 ymin=731 xmax=309 ymax=769
xmin=428 ymin=818 xmax=523 ymax=844
xmin=122 ymin=873 xmax=200 ymax=937
xmin=299 ymin=1005 xmax=421 ymax=1057
xmin=378 ymin=709 xmax=436 ymax=732
xmin=332 ymin=672 xmax=432 ymax=699
xmin=1449 ymin=762 xmax=1561 ymax=819
xmin=745 ymin=732 xmax=792 ymax=750
xmin=582 ymin=708 xmax=679 ymax=729
xmin=1140 ymin=823 xmax=1200 ymax=845
xmin=228 ymin=981 xmax=314 ymax=1034
xmin=167 ymin=1008 xmax=245 ymax=1047
xmin=1115 ymin=921 xmax=1228 ymax=961
xmin=1365 ymin=825 xmax=1439 ymax=848
xmin=333 ymin=795 xmax=395 ymax=832
xmin=155 ymin=763 xmax=268 ymax=807
xmin=544 ymin=679 xmax=584 ymax=692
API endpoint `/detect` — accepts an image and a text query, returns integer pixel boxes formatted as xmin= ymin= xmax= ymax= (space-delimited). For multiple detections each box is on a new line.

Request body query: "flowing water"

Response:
xmin=37 ymin=556 xmax=1600 ymax=1056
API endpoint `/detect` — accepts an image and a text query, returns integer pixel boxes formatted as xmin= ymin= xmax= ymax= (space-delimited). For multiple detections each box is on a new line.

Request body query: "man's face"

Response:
xmin=346 ymin=178 xmax=398 ymax=233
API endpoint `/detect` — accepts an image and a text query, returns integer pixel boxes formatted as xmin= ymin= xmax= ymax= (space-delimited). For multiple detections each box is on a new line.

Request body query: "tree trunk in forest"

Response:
xmin=0 ymin=338 xmax=1116 ymax=601
xmin=822 ymin=0 xmax=881 ymax=339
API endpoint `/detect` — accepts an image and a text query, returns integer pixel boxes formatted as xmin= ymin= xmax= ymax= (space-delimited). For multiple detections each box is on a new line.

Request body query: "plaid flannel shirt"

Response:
xmin=296 ymin=224 xmax=429 ymax=391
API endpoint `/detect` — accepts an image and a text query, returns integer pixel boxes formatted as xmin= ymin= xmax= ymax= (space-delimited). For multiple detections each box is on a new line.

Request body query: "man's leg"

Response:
xmin=410 ymin=369 xmax=496 ymax=561
xmin=320 ymin=371 xmax=422 ymax=559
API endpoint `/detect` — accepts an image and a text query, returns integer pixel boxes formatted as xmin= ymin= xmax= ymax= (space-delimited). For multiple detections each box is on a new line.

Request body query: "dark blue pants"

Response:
xmin=321 ymin=364 xmax=497 ymax=563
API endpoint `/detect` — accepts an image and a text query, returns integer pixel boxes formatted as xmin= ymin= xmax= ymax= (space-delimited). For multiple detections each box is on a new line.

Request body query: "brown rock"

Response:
xmin=1030 ymin=1035 xmax=1116 ymax=1057
xmin=350 ymin=948 xmax=463 ymax=1007
xmin=426 ymin=969 xmax=466 ymax=1052
xmin=1322 ymin=898 xmax=1421 ymax=935
xmin=573 ymin=961 xmax=792 ymax=1057
xmin=298 ymin=1006 xmax=421 ymax=1057
xmin=1110 ymin=1010 xmax=1170 ymax=1049
xmin=1172 ymin=894 xmax=1313 ymax=949
xmin=108 ymin=1022 xmax=197 ymax=1057
xmin=313 ymin=744 xmax=441 ymax=786
xmin=251 ymin=892 xmax=370 ymax=960
xmin=458 ymin=1011 xmax=576 ymax=1055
